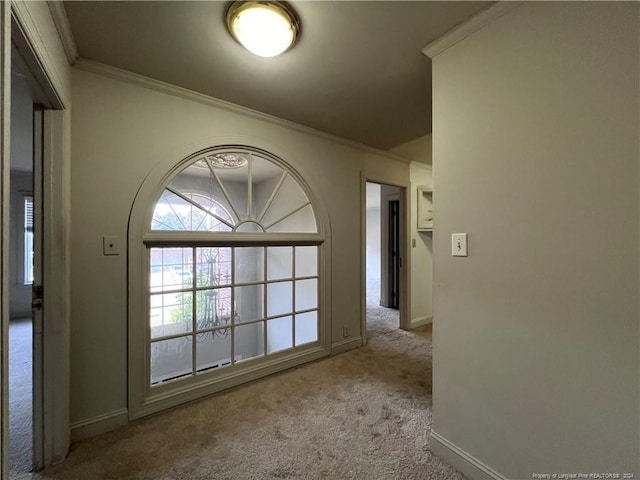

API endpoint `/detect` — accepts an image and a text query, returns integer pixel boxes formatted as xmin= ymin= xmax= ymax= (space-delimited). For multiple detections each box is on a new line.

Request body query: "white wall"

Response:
xmin=70 ymin=66 xmax=409 ymax=426
xmin=9 ymin=74 xmax=34 ymax=319
xmin=409 ymin=162 xmax=432 ymax=325
xmin=391 ymin=136 xmax=433 ymax=326
xmin=10 ymin=74 xmax=33 ymax=172
xmin=365 ymin=183 xmax=381 ymax=304
xmin=429 ymin=2 xmax=639 ymax=477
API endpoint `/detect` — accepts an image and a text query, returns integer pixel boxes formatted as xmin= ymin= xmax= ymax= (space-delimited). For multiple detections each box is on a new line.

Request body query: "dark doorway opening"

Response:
xmin=387 ymin=199 xmax=400 ymax=309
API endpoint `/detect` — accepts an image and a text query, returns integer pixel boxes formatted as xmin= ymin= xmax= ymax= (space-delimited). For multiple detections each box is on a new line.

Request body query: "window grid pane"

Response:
xmin=196 ymin=331 xmax=232 ymax=373
xmin=196 ymin=247 xmax=232 ymax=288
xmin=267 ymin=316 xmax=293 ymax=354
xmin=151 ymin=336 xmax=193 ymax=385
xmin=149 ymin=244 xmax=319 ymax=386
xmin=295 ymin=311 xmax=318 ymax=346
xmin=150 ymin=247 xmax=193 ymax=293
xmin=150 ymin=291 xmax=193 ymax=339
xmin=196 ymin=287 xmax=232 ymax=332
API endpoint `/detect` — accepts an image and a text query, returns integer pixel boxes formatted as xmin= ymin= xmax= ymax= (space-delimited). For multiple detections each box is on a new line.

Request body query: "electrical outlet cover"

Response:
xmin=103 ymin=236 xmax=120 ymax=256
xmin=451 ymin=233 xmax=468 ymax=257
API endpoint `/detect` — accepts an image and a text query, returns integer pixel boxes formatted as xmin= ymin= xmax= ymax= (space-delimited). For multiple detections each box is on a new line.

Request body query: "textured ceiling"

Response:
xmin=64 ymin=1 xmax=490 ymax=151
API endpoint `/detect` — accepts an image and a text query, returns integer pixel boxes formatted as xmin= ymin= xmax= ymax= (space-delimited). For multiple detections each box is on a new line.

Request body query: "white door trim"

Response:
xmin=1 ymin=2 xmax=12 ymax=477
xmin=31 ymin=106 xmax=44 ymax=470
xmin=39 ymin=108 xmax=70 ymax=466
xmin=1 ymin=5 xmax=71 ymax=476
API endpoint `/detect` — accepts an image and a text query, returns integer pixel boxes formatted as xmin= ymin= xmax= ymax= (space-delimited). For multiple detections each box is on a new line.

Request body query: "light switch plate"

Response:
xmin=103 ymin=236 xmax=120 ymax=256
xmin=452 ymin=233 xmax=468 ymax=257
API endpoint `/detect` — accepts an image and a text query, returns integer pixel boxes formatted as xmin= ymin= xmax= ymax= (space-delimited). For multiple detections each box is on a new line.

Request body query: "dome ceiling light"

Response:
xmin=196 ymin=153 xmax=249 ymax=169
xmin=226 ymin=1 xmax=300 ymax=58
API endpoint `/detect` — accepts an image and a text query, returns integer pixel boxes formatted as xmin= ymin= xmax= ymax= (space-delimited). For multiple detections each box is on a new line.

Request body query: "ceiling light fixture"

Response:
xmin=194 ymin=153 xmax=249 ymax=169
xmin=226 ymin=1 xmax=300 ymax=58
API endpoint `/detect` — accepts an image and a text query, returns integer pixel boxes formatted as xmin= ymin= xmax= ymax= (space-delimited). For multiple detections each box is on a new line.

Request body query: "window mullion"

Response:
xmin=247 ymin=152 xmax=253 ymax=221
xmin=149 ymin=331 xmax=194 ymax=343
xmin=191 ymin=246 xmax=197 ymax=376
xmin=263 ymin=246 xmax=268 ymax=355
xmin=166 ymin=186 xmax=234 ymax=229
xmin=257 ymin=171 xmax=287 ymax=224
xmin=143 ymin=232 xmax=323 ymax=247
xmin=230 ymin=247 xmax=236 ymax=365
xmin=292 ymin=246 xmax=296 ymax=347
xmin=166 ymin=198 xmax=189 ymax=230
xmin=206 ymin=162 xmax=243 ymax=224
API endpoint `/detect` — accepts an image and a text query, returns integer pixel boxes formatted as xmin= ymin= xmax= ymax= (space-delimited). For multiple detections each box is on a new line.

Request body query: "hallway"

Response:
xmin=25 ymin=310 xmax=452 ymax=480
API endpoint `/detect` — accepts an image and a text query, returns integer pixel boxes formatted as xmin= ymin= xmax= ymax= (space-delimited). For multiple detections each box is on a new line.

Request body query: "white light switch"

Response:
xmin=103 ymin=236 xmax=120 ymax=256
xmin=451 ymin=233 xmax=468 ymax=257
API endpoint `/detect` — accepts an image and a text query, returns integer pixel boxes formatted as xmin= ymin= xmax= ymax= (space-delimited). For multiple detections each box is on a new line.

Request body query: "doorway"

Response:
xmin=365 ymin=182 xmax=403 ymax=334
xmin=2 ymin=6 xmax=71 ymax=476
xmin=8 ymin=46 xmax=38 ymax=477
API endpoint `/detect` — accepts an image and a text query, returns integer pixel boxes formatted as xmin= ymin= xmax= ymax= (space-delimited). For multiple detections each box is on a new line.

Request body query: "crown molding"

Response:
xmin=73 ymin=59 xmax=412 ymax=165
xmin=47 ymin=1 xmax=78 ymax=64
xmin=422 ymin=1 xmax=521 ymax=59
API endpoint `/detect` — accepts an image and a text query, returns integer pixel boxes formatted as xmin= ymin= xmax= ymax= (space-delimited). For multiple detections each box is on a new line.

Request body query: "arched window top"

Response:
xmin=150 ymin=147 xmax=318 ymax=234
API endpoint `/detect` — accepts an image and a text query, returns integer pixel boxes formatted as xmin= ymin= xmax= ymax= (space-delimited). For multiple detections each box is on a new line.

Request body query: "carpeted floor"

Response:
xmin=16 ymin=304 xmax=461 ymax=480
xmin=9 ymin=318 xmax=33 ymax=476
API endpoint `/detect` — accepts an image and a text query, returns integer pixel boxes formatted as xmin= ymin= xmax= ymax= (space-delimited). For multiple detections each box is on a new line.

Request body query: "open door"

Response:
xmin=378 ymin=185 xmax=401 ymax=310
xmin=387 ymin=199 xmax=400 ymax=309
xmin=30 ymin=106 xmax=43 ymax=471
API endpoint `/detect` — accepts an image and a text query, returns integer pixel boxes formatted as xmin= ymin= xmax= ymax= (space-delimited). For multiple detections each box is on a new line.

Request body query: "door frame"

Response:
xmin=360 ymin=174 xmax=410 ymax=345
xmin=1 ymin=2 xmax=10 ymax=473
xmin=2 ymin=4 xmax=70 ymax=477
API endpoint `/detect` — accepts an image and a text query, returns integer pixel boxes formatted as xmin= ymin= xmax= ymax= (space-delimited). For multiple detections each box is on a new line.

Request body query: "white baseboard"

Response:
xmin=70 ymin=408 xmax=128 ymax=442
xmin=331 ymin=336 xmax=362 ymax=355
xmin=430 ymin=430 xmax=507 ymax=480
xmin=410 ymin=316 xmax=432 ymax=329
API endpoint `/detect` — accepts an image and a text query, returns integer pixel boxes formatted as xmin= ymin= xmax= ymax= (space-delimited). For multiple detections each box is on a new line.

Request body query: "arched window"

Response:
xmin=151 ymin=152 xmax=317 ymax=233
xmin=129 ymin=146 xmax=328 ymax=418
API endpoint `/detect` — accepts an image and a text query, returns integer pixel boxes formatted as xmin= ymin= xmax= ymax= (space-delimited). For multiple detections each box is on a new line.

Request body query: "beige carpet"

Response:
xmin=22 ymin=308 xmax=462 ymax=480
xmin=9 ymin=318 xmax=33 ymax=476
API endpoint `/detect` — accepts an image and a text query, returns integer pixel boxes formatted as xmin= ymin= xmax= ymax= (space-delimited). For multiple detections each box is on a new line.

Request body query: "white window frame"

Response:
xmin=23 ymin=194 xmax=34 ymax=285
xmin=128 ymin=145 xmax=331 ymax=420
